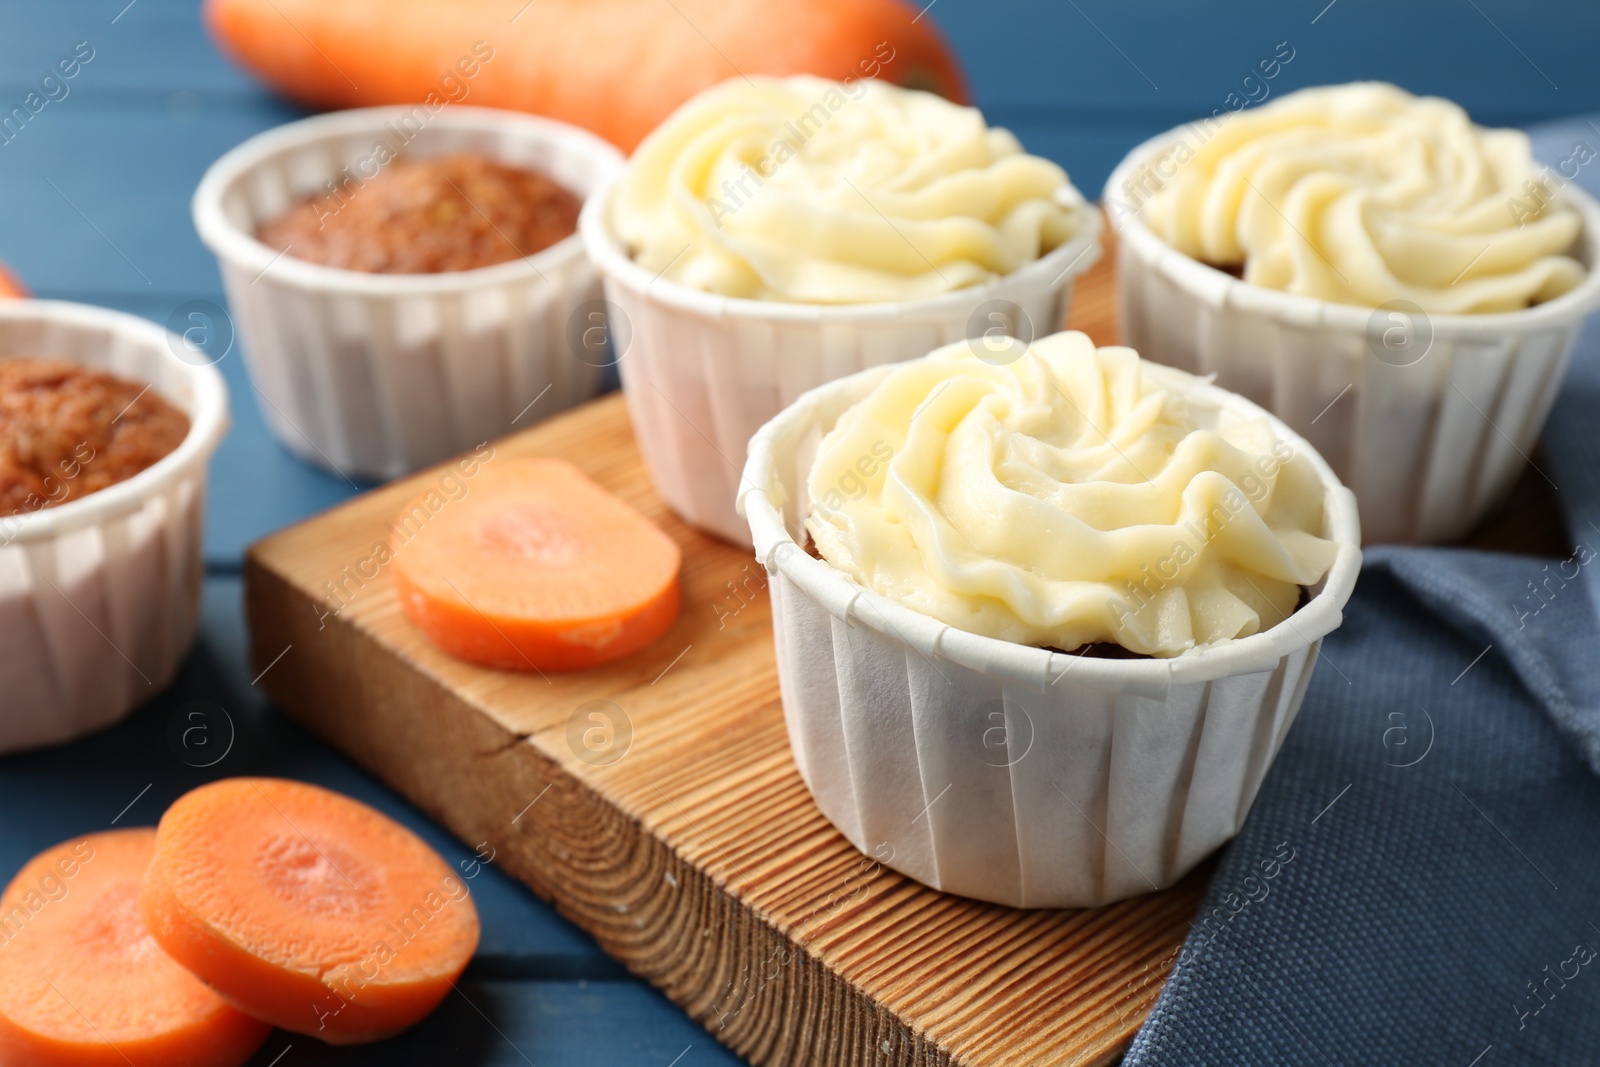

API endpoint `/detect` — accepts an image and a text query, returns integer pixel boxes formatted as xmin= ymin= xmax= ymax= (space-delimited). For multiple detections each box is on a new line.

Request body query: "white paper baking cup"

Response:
xmin=194 ymin=106 xmax=624 ymax=481
xmin=1106 ymin=128 xmax=1600 ymax=545
xmin=739 ymin=356 xmax=1361 ymax=908
xmin=580 ymin=181 xmax=1102 ymax=545
xmin=0 ymin=302 xmax=228 ymax=754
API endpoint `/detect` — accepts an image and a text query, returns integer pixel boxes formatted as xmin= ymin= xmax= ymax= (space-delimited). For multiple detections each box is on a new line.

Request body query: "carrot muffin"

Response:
xmin=1135 ymin=81 xmax=1586 ymax=313
xmin=257 ymin=152 xmax=582 ymax=274
xmin=804 ymin=331 xmax=1339 ymax=657
xmin=0 ymin=358 xmax=189 ymax=513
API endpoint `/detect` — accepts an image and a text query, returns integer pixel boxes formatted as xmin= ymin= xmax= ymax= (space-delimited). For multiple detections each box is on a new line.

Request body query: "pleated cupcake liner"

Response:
xmin=740 ymin=359 xmax=1361 ymax=908
xmin=194 ymin=106 xmax=624 ymax=481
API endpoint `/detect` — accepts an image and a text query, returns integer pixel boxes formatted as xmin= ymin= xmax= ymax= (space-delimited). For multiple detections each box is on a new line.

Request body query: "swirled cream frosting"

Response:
xmin=1137 ymin=82 xmax=1585 ymax=313
xmin=613 ymin=76 xmax=1081 ymax=303
xmin=805 ymin=332 xmax=1339 ymax=657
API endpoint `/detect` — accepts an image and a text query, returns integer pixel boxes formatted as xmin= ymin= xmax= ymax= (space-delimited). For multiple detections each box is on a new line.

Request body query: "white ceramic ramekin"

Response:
xmin=739 ymin=355 xmax=1361 ymax=908
xmin=194 ymin=106 xmax=624 ymax=481
xmin=1106 ymin=128 xmax=1600 ymax=545
xmin=580 ymin=182 xmax=1103 ymax=546
xmin=0 ymin=301 xmax=228 ymax=753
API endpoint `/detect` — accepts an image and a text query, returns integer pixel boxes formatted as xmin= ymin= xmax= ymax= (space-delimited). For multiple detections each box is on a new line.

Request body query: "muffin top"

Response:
xmin=258 ymin=152 xmax=582 ymax=274
xmin=0 ymin=358 xmax=189 ymax=515
xmin=804 ymin=332 xmax=1338 ymax=657
xmin=613 ymin=76 xmax=1081 ymax=304
xmin=1136 ymin=82 xmax=1585 ymax=313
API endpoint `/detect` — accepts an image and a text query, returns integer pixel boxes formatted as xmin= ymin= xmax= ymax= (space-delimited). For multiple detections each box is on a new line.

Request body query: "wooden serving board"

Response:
xmin=244 ymin=229 xmax=1561 ymax=1067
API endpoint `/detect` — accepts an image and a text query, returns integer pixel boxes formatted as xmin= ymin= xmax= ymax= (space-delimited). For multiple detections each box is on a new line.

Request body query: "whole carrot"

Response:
xmin=204 ymin=0 xmax=969 ymax=151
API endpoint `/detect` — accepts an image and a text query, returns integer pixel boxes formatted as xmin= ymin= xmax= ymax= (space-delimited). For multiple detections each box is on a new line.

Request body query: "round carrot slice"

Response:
xmin=0 ymin=828 xmax=269 ymax=1067
xmin=391 ymin=456 xmax=681 ymax=671
xmin=139 ymin=778 xmax=479 ymax=1045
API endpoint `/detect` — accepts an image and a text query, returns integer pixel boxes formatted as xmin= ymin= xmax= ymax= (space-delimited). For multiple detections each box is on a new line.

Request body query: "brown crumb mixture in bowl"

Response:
xmin=257 ymin=152 xmax=583 ymax=274
xmin=0 ymin=358 xmax=190 ymax=514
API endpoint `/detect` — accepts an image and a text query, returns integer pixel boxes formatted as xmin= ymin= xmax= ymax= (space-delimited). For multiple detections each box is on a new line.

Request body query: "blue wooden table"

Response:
xmin=0 ymin=1 xmax=1595 ymax=1062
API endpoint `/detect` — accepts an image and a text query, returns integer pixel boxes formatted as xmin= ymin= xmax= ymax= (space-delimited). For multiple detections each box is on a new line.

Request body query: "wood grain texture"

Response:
xmin=243 ymin=233 xmax=1562 ymax=1067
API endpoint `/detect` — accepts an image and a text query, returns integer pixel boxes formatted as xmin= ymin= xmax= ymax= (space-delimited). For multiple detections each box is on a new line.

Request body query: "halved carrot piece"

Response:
xmin=0 ymin=828 xmax=269 ymax=1067
xmin=390 ymin=456 xmax=682 ymax=671
xmin=139 ymin=778 xmax=479 ymax=1045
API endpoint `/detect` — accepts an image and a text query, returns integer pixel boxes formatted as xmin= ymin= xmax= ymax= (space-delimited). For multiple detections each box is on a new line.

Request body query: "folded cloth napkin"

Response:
xmin=1124 ymin=117 xmax=1600 ymax=1067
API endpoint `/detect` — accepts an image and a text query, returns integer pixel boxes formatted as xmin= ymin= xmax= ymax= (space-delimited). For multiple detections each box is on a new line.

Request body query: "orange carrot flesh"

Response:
xmin=203 ymin=0 xmax=968 ymax=152
xmin=139 ymin=778 xmax=480 ymax=1045
xmin=0 ymin=262 xmax=27 ymax=298
xmin=390 ymin=456 xmax=681 ymax=672
xmin=0 ymin=829 xmax=269 ymax=1067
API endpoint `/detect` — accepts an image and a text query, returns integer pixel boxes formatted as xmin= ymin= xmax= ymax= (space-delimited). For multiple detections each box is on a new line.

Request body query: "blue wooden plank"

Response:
xmin=0 ymin=0 xmax=258 ymax=95
xmin=0 ymin=102 xmax=305 ymax=295
xmin=937 ymin=0 xmax=1600 ymax=192
xmin=241 ymin=981 xmax=744 ymax=1066
xmin=943 ymin=0 xmax=1597 ymax=117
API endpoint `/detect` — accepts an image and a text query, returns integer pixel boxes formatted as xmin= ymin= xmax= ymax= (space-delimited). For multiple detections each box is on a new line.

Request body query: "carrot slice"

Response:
xmin=139 ymin=778 xmax=480 ymax=1045
xmin=391 ymin=456 xmax=681 ymax=671
xmin=0 ymin=828 xmax=269 ymax=1067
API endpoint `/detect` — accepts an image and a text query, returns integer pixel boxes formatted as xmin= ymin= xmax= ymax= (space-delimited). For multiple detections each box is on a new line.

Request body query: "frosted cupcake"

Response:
xmin=580 ymin=75 xmax=1101 ymax=544
xmin=741 ymin=331 xmax=1360 ymax=907
xmin=1106 ymin=82 xmax=1600 ymax=543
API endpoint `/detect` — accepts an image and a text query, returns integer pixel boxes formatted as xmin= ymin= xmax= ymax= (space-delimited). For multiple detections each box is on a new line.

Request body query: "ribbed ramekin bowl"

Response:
xmin=740 ymin=357 xmax=1361 ymax=908
xmin=1106 ymin=127 xmax=1600 ymax=545
xmin=195 ymin=106 xmax=624 ymax=481
xmin=0 ymin=301 xmax=228 ymax=753
xmin=580 ymin=182 xmax=1103 ymax=546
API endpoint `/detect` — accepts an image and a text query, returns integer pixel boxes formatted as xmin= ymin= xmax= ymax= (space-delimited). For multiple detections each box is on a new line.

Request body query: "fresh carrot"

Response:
xmin=139 ymin=778 xmax=480 ymax=1045
xmin=0 ymin=828 xmax=269 ymax=1067
xmin=0 ymin=262 xmax=27 ymax=298
xmin=203 ymin=0 xmax=969 ymax=151
xmin=391 ymin=456 xmax=681 ymax=671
